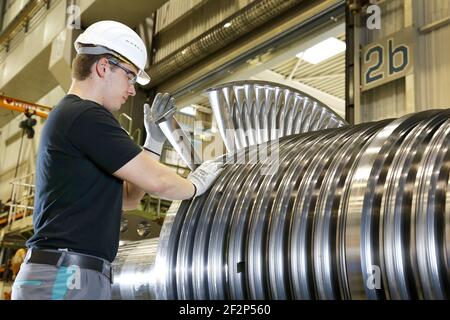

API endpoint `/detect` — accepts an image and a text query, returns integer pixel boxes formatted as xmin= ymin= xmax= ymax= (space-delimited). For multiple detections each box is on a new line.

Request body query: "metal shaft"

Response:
xmin=147 ymin=109 xmax=450 ymax=300
xmin=112 ymin=238 xmax=159 ymax=300
xmin=112 ymin=81 xmax=450 ymax=300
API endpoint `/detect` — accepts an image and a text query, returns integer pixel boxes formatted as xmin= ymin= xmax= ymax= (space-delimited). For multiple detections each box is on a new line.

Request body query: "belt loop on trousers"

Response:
xmin=102 ymin=262 xmax=113 ymax=284
xmin=56 ymin=251 xmax=66 ymax=267
xmin=24 ymin=249 xmax=32 ymax=263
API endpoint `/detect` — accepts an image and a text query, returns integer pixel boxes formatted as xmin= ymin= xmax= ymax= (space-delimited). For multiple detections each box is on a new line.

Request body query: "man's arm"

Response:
xmin=121 ymin=151 xmax=158 ymax=210
xmin=120 ymin=93 xmax=187 ymax=210
xmin=118 ymin=93 xmax=223 ymax=210
xmin=115 ymin=150 xmax=196 ymax=210
xmin=121 ymin=150 xmax=163 ymax=210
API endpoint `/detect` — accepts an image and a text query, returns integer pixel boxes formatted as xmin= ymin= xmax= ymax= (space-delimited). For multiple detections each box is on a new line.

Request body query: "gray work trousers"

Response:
xmin=11 ymin=250 xmax=112 ymax=300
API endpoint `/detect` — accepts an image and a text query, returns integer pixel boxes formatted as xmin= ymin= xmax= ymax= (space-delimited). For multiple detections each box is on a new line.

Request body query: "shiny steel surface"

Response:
xmin=114 ymin=107 xmax=450 ymax=300
xmin=247 ymin=134 xmax=312 ymax=299
xmin=191 ymin=164 xmax=236 ymax=299
xmin=266 ymin=134 xmax=324 ymax=299
xmin=111 ymin=238 xmax=159 ymax=300
xmin=312 ymin=123 xmax=385 ymax=299
xmin=154 ymin=201 xmax=185 ymax=299
xmin=413 ymin=117 xmax=450 ymax=299
xmin=379 ymin=113 xmax=448 ymax=299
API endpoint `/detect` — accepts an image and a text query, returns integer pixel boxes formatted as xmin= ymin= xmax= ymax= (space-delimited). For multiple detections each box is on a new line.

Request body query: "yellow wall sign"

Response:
xmin=361 ymin=28 xmax=414 ymax=92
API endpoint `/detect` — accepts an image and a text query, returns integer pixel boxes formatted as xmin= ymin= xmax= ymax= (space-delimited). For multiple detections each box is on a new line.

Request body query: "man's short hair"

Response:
xmin=71 ymin=53 xmax=117 ymax=81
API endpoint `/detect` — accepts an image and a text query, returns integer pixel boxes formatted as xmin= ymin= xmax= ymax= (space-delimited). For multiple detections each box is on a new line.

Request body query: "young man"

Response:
xmin=11 ymin=21 xmax=222 ymax=300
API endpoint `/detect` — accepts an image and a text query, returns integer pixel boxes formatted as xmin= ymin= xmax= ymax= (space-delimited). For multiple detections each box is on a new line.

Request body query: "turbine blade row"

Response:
xmin=207 ymin=81 xmax=347 ymax=152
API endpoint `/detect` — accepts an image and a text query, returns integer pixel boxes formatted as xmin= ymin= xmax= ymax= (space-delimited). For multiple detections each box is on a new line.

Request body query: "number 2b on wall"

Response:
xmin=361 ymin=28 xmax=414 ymax=92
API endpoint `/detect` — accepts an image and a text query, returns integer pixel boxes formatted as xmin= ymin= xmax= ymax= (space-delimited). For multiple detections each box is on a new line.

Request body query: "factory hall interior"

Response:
xmin=0 ymin=0 xmax=450 ymax=301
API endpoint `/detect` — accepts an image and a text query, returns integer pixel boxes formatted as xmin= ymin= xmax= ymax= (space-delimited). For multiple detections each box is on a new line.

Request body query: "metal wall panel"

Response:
xmin=361 ymin=78 xmax=405 ymax=121
xmin=415 ymin=0 xmax=450 ymax=111
xmin=360 ymin=0 xmax=405 ymax=122
xmin=154 ymin=0 xmax=254 ymax=63
xmin=359 ymin=0 xmax=450 ymax=122
xmin=155 ymin=0 xmax=207 ymax=33
xmin=2 ymin=0 xmax=30 ymax=32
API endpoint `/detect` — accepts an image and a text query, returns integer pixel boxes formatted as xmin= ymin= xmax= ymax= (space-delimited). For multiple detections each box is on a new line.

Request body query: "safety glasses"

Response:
xmin=107 ymin=58 xmax=138 ymax=86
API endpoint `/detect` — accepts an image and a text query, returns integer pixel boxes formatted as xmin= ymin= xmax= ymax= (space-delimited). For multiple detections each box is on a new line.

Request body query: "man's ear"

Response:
xmin=95 ymin=57 xmax=108 ymax=79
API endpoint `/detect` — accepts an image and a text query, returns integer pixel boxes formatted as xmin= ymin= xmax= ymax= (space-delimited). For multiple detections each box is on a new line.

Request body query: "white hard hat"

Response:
xmin=74 ymin=20 xmax=150 ymax=85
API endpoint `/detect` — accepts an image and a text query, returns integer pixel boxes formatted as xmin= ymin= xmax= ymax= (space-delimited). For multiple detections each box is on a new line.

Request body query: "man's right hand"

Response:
xmin=143 ymin=93 xmax=177 ymax=157
xmin=187 ymin=160 xmax=224 ymax=197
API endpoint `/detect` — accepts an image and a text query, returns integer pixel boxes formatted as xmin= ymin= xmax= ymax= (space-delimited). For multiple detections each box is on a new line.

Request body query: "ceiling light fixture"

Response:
xmin=296 ymin=37 xmax=346 ymax=64
xmin=179 ymin=106 xmax=197 ymax=117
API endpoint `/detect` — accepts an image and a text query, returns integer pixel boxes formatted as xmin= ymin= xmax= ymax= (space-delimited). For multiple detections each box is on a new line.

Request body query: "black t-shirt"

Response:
xmin=26 ymin=94 xmax=142 ymax=262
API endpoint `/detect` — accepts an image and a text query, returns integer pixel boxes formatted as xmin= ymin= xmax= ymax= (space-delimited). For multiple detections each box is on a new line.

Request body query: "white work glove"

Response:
xmin=187 ymin=160 xmax=224 ymax=197
xmin=143 ymin=93 xmax=177 ymax=157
